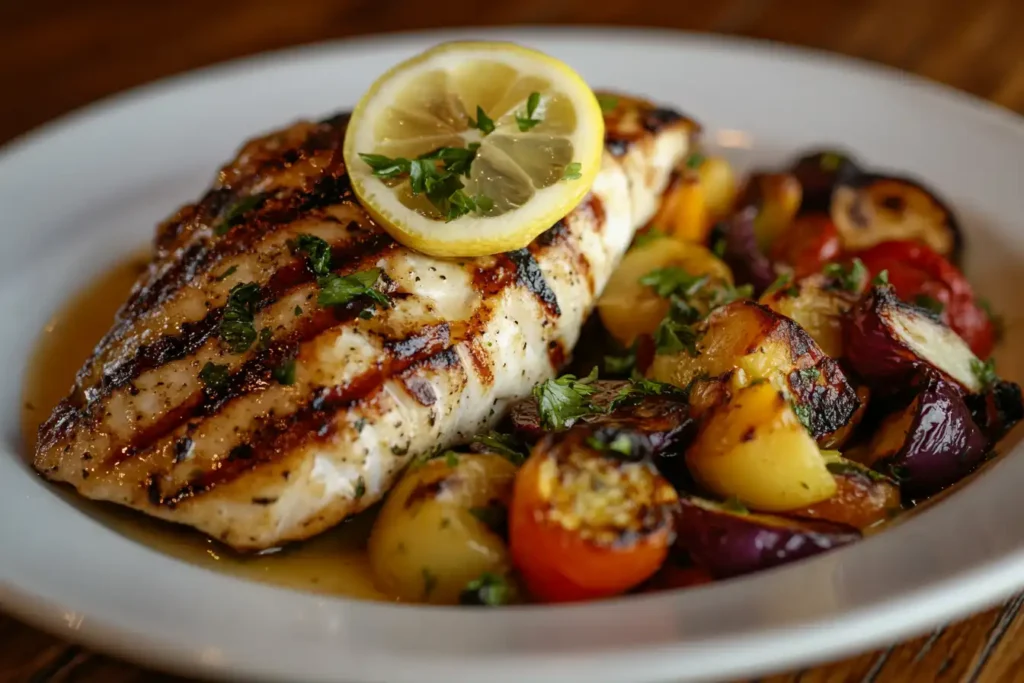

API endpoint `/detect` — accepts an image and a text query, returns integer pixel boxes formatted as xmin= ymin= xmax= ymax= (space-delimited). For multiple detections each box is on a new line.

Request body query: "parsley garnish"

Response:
xmin=219 ymin=282 xmax=261 ymax=353
xmin=472 ymin=432 xmax=528 ymax=466
xmin=199 ymin=362 xmax=229 ymax=391
xmin=460 ymin=572 xmax=517 ymax=606
xmin=653 ymin=298 xmax=702 ymax=356
xmin=764 ymin=272 xmax=799 ymax=298
xmin=214 ymin=265 xmax=237 ymax=282
xmin=797 ymin=367 xmax=821 ymax=383
xmin=792 ymin=402 xmax=813 ymax=431
xmin=585 ymin=430 xmax=640 ymax=459
xmin=444 ymin=451 xmax=460 ymax=468
xmin=914 ymin=294 xmax=945 ymax=316
xmin=467 ymin=105 xmax=495 ymax=135
xmin=971 ymin=358 xmax=998 ymax=389
xmin=214 ymin=194 xmax=263 ymax=236
xmin=291 ymin=234 xmax=332 ymax=276
xmin=596 ymin=94 xmax=619 ymax=113
xmin=685 ymin=152 xmax=706 ymax=170
xmin=633 ymin=228 xmax=666 ymax=248
xmin=825 ymin=458 xmax=889 ymax=483
xmin=532 ymin=367 xmax=600 ymax=430
xmin=871 ymin=270 xmax=890 ymax=286
xmin=317 ymin=268 xmax=390 ymax=308
xmin=822 ymin=258 xmax=867 ymax=293
xmin=604 ymin=341 xmax=638 ymax=376
xmin=712 ymin=237 xmax=727 ymax=258
xmin=608 ymin=371 xmax=687 ymax=410
xmin=358 ymin=145 xmax=490 ymax=221
xmin=271 ymin=356 xmax=296 ymax=385
xmin=562 ymin=162 xmax=582 ymax=180
xmin=256 ymin=326 xmax=273 ymax=350
xmin=294 ymin=305 xmax=303 ymax=316
xmin=515 ymin=92 xmax=543 ymax=131
xmin=639 ymin=267 xmax=710 ymax=299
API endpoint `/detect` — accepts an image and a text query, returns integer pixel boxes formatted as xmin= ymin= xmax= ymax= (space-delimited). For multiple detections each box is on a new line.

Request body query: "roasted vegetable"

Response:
xmin=787 ymin=455 xmax=901 ymax=529
xmin=758 ymin=272 xmax=859 ymax=358
xmin=597 ymin=238 xmax=733 ymax=348
xmin=684 ymin=381 xmax=837 ymax=511
xmin=966 ymin=379 xmax=1024 ymax=444
xmin=788 ymin=149 xmax=863 ymax=213
xmin=714 ymin=210 xmax=779 ymax=294
xmin=831 ymin=174 xmax=962 ymax=261
xmin=509 ymin=427 xmax=678 ymax=602
xmin=676 ymin=495 xmax=860 ymax=578
xmin=736 ymin=172 xmax=802 ymax=251
xmin=652 ymin=170 xmax=708 ymax=243
xmin=858 ymin=377 xmax=988 ymax=498
xmin=856 ymin=240 xmax=994 ymax=358
xmin=649 ymin=300 xmax=861 ymax=443
xmin=844 ymin=284 xmax=985 ymax=393
xmin=368 ymin=453 xmax=517 ymax=604
xmin=698 ymin=156 xmax=739 ymax=220
xmin=769 ymin=214 xmax=843 ymax=278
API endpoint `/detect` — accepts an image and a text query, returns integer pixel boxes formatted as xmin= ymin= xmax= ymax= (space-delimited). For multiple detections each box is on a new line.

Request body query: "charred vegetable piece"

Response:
xmin=856 ymin=240 xmax=994 ymax=358
xmin=759 ymin=272 xmax=859 ymax=358
xmin=698 ymin=156 xmax=739 ymax=220
xmin=844 ymin=284 xmax=984 ymax=393
xmin=509 ymin=379 xmax=694 ymax=455
xmin=769 ymin=214 xmax=843 ymax=279
xmin=651 ymin=169 xmax=708 ymax=243
xmin=509 ymin=427 xmax=679 ymax=602
xmin=736 ymin=173 xmax=803 ymax=251
xmin=685 ymin=381 xmax=837 ymax=511
xmin=714 ymin=210 xmax=779 ymax=294
xmin=368 ymin=453 xmax=517 ymax=604
xmin=787 ymin=455 xmax=901 ymax=530
xmin=859 ymin=377 xmax=988 ymax=499
xmin=788 ymin=149 xmax=864 ymax=213
xmin=597 ymin=238 xmax=734 ymax=348
xmin=966 ymin=379 xmax=1024 ymax=444
xmin=676 ymin=495 xmax=860 ymax=578
xmin=831 ymin=174 xmax=962 ymax=262
xmin=649 ymin=300 xmax=861 ymax=443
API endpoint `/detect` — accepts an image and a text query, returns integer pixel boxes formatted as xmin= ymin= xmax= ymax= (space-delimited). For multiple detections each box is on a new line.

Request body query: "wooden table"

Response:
xmin=3 ymin=1 xmax=1024 ymax=681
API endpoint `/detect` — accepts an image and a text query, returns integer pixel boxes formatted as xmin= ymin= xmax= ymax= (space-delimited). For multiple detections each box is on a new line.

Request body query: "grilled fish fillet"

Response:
xmin=34 ymin=98 xmax=696 ymax=550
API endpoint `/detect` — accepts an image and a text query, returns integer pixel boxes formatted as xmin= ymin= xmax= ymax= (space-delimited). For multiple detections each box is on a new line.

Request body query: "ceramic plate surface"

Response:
xmin=1 ymin=27 xmax=1023 ymax=683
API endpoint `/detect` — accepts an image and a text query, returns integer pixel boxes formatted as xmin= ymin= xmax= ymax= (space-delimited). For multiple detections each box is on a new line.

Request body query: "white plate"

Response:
xmin=2 ymin=27 xmax=1024 ymax=683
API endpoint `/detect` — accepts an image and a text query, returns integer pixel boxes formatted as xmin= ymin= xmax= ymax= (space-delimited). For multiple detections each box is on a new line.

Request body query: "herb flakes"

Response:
xmin=532 ymin=367 xmax=600 ymax=430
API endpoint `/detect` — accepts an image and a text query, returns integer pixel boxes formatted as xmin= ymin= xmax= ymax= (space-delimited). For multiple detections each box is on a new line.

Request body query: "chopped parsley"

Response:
xmin=214 ymin=265 xmax=237 ymax=282
xmin=219 ymin=282 xmax=261 ymax=353
xmin=604 ymin=341 xmax=638 ymax=376
xmin=459 ymin=572 xmax=517 ymax=606
xmin=711 ymin=237 xmax=727 ymax=258
xmin=763 ymin=272 xmax=799 ymax=298
xmin=596 ymin=94 xmax=619 ymax=113
xmin=271 ymin=356 xmax=297 ymax=385
xmin=871 ymin=270 xmax=890 ymax=286
xmin=562 ymin=162 xmax=582 ymax=180
xmin=825 ymin=459 xmax=889 ymax=483
xmin=822 ymin=258 xmax=867 ymax=293
xmin=214 ymin=194 xmax=263 ymax=236
xmin=291 ymin=233 xmax=332 ymax=276
xmin=199 ymin=362 xmax=229 ymax=391
xmin=358 ymin=145 xmax=491 ymax=221
xmin=317 ymin=268 xmax=390 ymax=309
xmin=532 ymin=367 xmax=600 ymax=430
xmin=294 ymin=305 xmax=303 ymax=316
xmin=792 ymin=402 xmax=813 ymax=431
xmin=797 ymin=367 xmax=821 ymax=383
xmin=444 ymin=451 xmax=460 ymax=468
xmin=913 ymin=294 xmax=945 ymax=316
xmin=608 ymin=371 xmax=687 ymax=410
xmin=653 ymin=298 xmax=702 ymax=356
xmin=685 ymin=152 xmax=706 ymax=170
xmin=585 ymin=429 xmax=645 ymax=460
xmin=639 ymin=267 xmax=710 ymax=299
xmin=256 ymin=327 xmax=273 ymax=350
xmin=472 ymin=432 xmax=528 ymax=466
xmin=466 ymin=105 xmax=495 ymax=135
xmin=633 ymin=227 xmax=667 ymax=248
xmin=971 ymin=358 xmax=998 ymax=389
xmin=515 ymin=92 xmax=543 ymax=131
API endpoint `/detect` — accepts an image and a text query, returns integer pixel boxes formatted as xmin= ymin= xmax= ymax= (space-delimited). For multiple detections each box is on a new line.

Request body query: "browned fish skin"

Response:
xmin=34 ymin=101 xmax=695 ymax=550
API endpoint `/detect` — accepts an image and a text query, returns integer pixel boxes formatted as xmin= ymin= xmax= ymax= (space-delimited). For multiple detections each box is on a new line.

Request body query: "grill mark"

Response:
xmin=506 ymin=248 xmax=560 ymax=317
xmin=466 ymin=338 xmax=495 ymax=388
xmin=152 ymin=327 xmax=453 ymax=507
xmin=535 ymin=219 xmax=570 ymax=247
xmin=401 ymin=376 xmax=438 ymax=406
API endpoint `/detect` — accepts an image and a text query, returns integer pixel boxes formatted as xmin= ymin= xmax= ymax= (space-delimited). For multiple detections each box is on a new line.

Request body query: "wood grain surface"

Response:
xmin=3 ymin=1 xmax=1024 ymax=681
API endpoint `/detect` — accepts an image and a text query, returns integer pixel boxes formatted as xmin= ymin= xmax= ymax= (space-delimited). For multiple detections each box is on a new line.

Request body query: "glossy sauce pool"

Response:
xmin=21 ymin=253 xmax=390 ymax=601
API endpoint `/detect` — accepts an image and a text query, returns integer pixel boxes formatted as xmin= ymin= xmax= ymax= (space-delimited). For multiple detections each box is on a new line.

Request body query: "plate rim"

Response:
xmin=3 ymin=25 xmax=1024 ymax=683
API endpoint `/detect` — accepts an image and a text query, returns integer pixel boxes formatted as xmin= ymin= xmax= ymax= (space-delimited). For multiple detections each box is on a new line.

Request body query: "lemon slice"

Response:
xmin=343 ymin=41 xmax=605 ymax=257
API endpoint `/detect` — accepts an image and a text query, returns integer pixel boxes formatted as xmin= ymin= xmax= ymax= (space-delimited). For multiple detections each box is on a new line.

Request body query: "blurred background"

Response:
xmin=4 ymin=0 xmax=1024 ymax=145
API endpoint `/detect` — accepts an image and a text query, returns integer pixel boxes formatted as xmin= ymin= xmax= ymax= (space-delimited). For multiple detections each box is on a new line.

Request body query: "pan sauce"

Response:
xmin=21 ymin=253 xmax=389 ymax=601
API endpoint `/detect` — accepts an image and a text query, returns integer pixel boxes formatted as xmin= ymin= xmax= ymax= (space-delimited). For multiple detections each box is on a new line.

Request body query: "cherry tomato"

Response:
xmin=770 ymin=214 xmax=843 ymax=278
xmin=855 ymin=240 xmax=995 ymax=358
xmin=509 ymin=429 xmax=678 ymax=603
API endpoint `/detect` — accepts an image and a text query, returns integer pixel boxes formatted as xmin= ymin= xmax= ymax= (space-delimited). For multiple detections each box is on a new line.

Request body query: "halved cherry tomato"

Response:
xmin=855 ymin=240 xmax=995 ymax=358
xmin=509 ymin=428 xmax=678 ymax=603
xmin=770 ymin=214 xmax=842 ymax=278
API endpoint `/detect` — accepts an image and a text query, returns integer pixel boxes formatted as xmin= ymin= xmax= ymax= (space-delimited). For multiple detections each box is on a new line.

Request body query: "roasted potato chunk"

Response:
xmin=648 ymin=300 xmax=861 ymax=443
xmin=758 ymin=273 xmax=858 ymax=358
xmin=368 ymin=453 xmax=517 ymax=604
